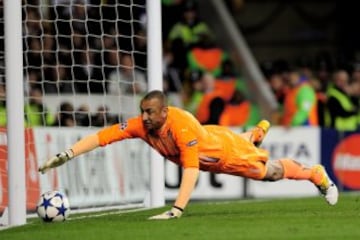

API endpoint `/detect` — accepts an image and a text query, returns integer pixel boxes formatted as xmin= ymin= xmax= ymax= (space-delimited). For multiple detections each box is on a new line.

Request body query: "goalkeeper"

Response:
xmin=39 ymin=90 xmax=338 ymax=220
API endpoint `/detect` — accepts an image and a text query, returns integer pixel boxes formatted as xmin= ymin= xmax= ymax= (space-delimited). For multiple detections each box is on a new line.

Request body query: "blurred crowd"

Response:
xmin=0 ymin=0 xmax=359 ymax=132
xmin=263 ymin=57 xmax=360 ymax=131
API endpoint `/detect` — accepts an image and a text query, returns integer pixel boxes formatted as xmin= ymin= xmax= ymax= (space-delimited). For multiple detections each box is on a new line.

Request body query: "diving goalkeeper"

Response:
xmin=38 ymin=90 xmax=338 ymax=220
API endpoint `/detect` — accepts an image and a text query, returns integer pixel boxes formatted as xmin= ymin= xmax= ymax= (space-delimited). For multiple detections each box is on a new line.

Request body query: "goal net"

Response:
xmin=1 ymin=0 xmax=155 ymax=217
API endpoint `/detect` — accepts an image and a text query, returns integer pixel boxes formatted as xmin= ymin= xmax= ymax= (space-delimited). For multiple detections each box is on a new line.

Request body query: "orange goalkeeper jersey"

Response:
xmin=97 ymin=106 xmax=268 ymax=177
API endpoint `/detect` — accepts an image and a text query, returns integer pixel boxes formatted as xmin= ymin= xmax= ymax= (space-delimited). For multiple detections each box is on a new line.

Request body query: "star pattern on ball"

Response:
xmin=41 ymin=197 xmax=52 ymax=210
xmin=57 ymin=204 xmax=68 ymax=217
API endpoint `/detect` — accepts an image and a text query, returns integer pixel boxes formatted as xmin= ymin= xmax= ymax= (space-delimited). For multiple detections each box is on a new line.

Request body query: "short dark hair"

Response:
xmin=141 ymin=90 xmax=167 ymax=106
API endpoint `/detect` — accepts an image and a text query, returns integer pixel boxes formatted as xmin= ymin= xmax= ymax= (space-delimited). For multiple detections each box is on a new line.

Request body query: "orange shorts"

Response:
xmin=199 ymin=126 xmax=269 ymax=180
xmin=199 ymin=146 xmax=268 ymax=180
xmin=219 ymin=148 xmax=269 ymax=180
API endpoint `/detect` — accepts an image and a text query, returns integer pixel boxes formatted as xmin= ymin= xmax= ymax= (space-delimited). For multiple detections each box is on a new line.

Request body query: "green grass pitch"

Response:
xmin=1 ymin=193 xmax=359 ymax=240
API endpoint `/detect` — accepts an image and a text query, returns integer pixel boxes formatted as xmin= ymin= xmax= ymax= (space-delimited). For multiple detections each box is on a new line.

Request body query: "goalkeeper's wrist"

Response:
xmin=64 ymin=149 xmax=74 ymax=160
xmin=169 ymin=205 xmax=183 ymax=218
xmin=66 ymin=148 xmax=74 ymax=159
xmin=172 ymin=205 xmax=184 ymax=212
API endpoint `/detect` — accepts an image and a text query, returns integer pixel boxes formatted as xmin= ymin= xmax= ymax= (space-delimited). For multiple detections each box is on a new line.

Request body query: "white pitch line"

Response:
xmin=67 ymin=206 xmax=149 ymax=221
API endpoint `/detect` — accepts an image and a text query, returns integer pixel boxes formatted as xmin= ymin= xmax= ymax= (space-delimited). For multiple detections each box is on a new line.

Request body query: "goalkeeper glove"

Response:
xmin=38 ymin=149 xmax=74 ymax=174
xmin=148 ymin=206 xmax=183 ymax=220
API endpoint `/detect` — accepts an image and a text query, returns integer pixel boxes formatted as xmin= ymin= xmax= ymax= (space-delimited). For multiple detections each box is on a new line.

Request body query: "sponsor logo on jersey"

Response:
xmin=119 ymin=122 xmax=128 ymax=130
xmin=186 ymin=139 xmax=198 ymax=147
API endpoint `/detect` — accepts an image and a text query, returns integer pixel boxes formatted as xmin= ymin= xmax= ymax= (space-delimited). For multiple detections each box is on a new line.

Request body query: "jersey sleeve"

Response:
xmin=176 ymin=130 xmax=200 ymax=169
xmin=97 ymin=116 xmax=144 ymax=146
xmin=171 ymin=113 xmax=201 ymax=169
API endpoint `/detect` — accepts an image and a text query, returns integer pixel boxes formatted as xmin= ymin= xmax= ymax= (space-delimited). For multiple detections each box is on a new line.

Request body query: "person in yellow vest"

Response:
xmin=24 ymin=88 xmax=55 ymax=127
xmin=166 ymin=1 xmax=213 ymax=72
xmin=0 ymin=84 xmax=6 ymax=127
xmin=325 ymin=70 xmax=358 ymax=131
xmin=281 ymin=69 xmax=318 ymax=126
xmin=167 ymin=1 xmax=213 ymax=49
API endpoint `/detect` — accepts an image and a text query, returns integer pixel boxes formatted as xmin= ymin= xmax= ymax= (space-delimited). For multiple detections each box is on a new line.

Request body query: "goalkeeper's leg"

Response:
xmin=264 ymin=159 xmax=338 ymax=205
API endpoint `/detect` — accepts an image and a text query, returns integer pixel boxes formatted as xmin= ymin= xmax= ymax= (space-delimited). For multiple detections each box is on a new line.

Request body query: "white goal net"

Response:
xmin=1 ymin=0 xmax=155 ymax=217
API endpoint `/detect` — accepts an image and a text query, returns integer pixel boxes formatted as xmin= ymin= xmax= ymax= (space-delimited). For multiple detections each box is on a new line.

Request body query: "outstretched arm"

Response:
xmin=174 ymin=167 xmax=199 ymax=209
xmin=38 ymin=133 xmax=100 ymax=174
xmin=149 ymin=167 xmax=199 ymax=220
xmin=71 ymin=133 xmax=100 ymax=157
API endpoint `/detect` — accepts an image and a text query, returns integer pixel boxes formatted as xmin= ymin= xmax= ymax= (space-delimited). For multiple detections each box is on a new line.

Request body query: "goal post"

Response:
xmin=1 ymin=0 xmax=165 ymax=226
xmin=4 ymin=0 xmax=26 ymax=226
xmin=147 ymin=0 xmax=165 ymax=208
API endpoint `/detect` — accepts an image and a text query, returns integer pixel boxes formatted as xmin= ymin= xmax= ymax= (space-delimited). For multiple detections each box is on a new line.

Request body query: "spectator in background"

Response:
xmin=308 ymin=75 xmax=327 ymax=127
xmin=183 ymin=69 xmax=204 ymax=115
xmin=107 ymin=53 xmax=147 ymax=95
xmin=163 ymin=45 xmax=184 ymax=93
xmin=187 ymin=32 xmax=227 ymax=77
xmin=298 ymin=59 xmax=327 ymax=127
xmin=25 ymin=38 xmax=42 ymax=72
xmin=348 ymin=77 xmax=360 ymax=115
xmin=103 ymin=45 xmax=120 ymax=82
xmin=42 ymin=34 xmax=57 ymax=67
xmin=215 ymin=59 xmax=242 ymax=100
xmin=314 ymin=53 xmax=333 ymax=93
xmin=48 ymin=0 xmax=72 ymax=48
xmin=161 ymin=0 xmax=185 ymax=40
xmin=325 ymin=70 xmax=358 ymax=131
xmin=166 ymin=0 xmax=213 ymax=71
xmin=71 ymin=2 xmax=88 ymax=35
xmin=280 ymin=69 xmax=318 ymax=127
xmin=91 ymin=105 xmax=118 ymax=127
xmin=195 ymin=72 xmax=226 ymax=124
xmin=133 ymin=27 xmax=147 ymax=72
xmin=72 ymin=48 xmax=104 ymax=93
xmin=24 ymin=70 xmax=41 ymax=96
xmin=43 ymin=64 xmax=74 ymax=93
xmin=23 ymin=6 xmax=42 ymax=36
xmin=215 ymin=59 xmax=261 ymax=128
xmin=53 ymin=101 xmax=75 ymax=127
xmin=0 ymin=84 xmax=6 ymax=127
xmin=25 ymin=88 xmax=55 ymax=127
xmin=268 ymin=73 xmax=288 ymax=108
xmin=57 ymin=43 xmax=73 ymax=66
xmin=75 ymin=104 xmax=91 ymax=127
xmin=167 ymin=1 xmax=212 ymax=48
xmin=219 ymin=89 xmax=259 ymax=127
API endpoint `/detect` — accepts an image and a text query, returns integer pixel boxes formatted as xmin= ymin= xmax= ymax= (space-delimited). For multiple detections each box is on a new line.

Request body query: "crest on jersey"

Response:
xmin=119 ymin=122 xmax=128 ymax=130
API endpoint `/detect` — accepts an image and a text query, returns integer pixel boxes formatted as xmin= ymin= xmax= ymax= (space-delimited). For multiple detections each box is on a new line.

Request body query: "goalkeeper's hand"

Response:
xmin=38 ymin=149 xmax=74 ymax=174
xmin=148 ymin=206 xmax=183 ymax=220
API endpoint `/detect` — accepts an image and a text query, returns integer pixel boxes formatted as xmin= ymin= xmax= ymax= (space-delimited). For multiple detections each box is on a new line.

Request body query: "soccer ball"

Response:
xmin=36 ymin=190 xmax=70 ymax=222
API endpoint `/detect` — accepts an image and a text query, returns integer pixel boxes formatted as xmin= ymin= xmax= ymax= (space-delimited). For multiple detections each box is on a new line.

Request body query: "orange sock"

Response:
xmin=279 ymin=158 xmax=312 ymax=181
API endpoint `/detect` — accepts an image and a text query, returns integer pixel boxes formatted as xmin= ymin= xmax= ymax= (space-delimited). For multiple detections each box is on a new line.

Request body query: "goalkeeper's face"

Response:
xmin=140 ymin=98 xmax=168 ymax=131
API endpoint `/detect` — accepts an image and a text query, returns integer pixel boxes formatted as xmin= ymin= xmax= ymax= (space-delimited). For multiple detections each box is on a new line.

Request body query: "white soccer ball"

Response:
xmin=36 ymin=190 xmax=70 ymax=222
